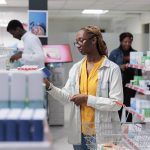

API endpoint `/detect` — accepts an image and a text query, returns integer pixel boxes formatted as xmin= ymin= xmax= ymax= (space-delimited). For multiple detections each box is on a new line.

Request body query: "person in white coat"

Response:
xmin=44 ymin=25 xmax=123 ymax=150
xmin=7 ymin=19 xmax=45 ymax=68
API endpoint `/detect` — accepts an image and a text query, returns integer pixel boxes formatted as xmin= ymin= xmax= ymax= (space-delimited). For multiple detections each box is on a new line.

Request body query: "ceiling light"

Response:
xmin=82 ymin=9 xmax=109 ymax=15
xmin=0 ymin=0 xmax=7 ymax=5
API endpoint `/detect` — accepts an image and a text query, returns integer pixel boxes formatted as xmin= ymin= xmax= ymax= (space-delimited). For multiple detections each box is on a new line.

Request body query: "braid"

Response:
xmin=81 ymin=25 xmax=107 ymax=56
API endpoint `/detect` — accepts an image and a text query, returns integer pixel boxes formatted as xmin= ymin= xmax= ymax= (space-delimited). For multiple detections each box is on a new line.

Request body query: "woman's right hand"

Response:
xmin=120 ymin=64 xmax=126 ymax=71
xmin=43 ymin=78 xmax=50 ymax=90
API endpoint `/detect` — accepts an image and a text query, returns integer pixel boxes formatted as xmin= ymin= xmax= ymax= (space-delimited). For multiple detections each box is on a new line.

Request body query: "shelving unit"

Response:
xmin=123 ymin=63 xmax=150 ymax=149
xmin=126 ymin=63 xmax=150 ymax=71
xmin=126 ymin=83 xmax=150 ymax=95
xmin=0 ymin=121 xmax=53 ymax=150
xmin=0 ymin=54 xmax=53 ymax=150
xmin=123 ymin=135 xmax=141 ymax=150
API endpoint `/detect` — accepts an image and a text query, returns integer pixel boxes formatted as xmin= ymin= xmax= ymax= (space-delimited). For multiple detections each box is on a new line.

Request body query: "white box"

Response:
xmin=27 ymin=71 xmax=44 ymax=101
xmin=10 ymin=71 xmax=26 ymax=101
xmin=19 ymin=108 xmax=34 ymax=120
xmin=33 ymin=109 xmax=46 ymax=120
xmin=0 ymin=71 xmax=9 ymax=101
xmin=6 ymin=109 xmax=22 ymax=120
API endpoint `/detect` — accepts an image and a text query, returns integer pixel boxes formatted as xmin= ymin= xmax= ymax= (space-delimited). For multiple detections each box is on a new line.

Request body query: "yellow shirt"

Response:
xmin=80 ymin=56 xmax=105 ymax=135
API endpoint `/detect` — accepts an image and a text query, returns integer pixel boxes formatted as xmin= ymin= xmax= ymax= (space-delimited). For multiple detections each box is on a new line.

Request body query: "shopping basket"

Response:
xmin=82 ymin=122 xmax=124 ymax=150
xmin=82 ymin=101 xmax=150 ymax=150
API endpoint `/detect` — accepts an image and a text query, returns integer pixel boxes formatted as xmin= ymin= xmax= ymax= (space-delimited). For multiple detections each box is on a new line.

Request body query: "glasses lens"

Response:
xmin=74 ymin=41 xmax=80 ymax=47
xmin=74 ymin=38 xmax=90 ymax=47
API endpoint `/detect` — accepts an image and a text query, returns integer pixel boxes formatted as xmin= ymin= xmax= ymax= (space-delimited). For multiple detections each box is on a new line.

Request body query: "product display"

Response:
xmin=0 ymin=71 xmax=9 ymax=107
xmin=0 ymin=54 xmax=52 ymax=149
xmin=122 ymin=53 xmax=150 ymax=149
xmin=0 ymin=108 xmax=45 ymax=142
xmin=0 ymin=69 xmax=44 ymax=108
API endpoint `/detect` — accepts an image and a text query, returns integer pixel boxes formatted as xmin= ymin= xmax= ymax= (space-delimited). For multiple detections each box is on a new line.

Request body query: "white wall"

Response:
xmin=141 ymin=13 xmax=150 ymax=51
xmin=141 ymin=13 xmax=150 ymax=24
xmin=111 ymin=16 xmax=142 ymax=34
xmin=125 ymin=16 xmax=142 ymax=34
xmin=0 ymin=12 xmax=27 ymax=47
xmin=48 ymin=17 xmax=112 ymax=33
xmin=0 ymin=27 xmax=22 ymax=47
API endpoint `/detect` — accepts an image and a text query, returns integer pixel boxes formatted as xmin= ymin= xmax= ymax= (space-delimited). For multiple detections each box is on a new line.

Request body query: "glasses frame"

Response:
xmin=74 ymin=36 xmax=94 ymax=47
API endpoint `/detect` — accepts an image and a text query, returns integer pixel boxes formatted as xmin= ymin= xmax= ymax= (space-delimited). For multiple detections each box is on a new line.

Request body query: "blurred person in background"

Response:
xmin=109 ymin=32 xmax=141 ymax=122
xmin=44 ymin=25 xmax=123 ymax=150
xmin=7 ymin=19 xmax=45 ymax=68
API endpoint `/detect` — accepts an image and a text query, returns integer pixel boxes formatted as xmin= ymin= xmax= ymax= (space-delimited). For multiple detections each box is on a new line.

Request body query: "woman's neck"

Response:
xmin=86 ymin=54 xmax=103 ymax=63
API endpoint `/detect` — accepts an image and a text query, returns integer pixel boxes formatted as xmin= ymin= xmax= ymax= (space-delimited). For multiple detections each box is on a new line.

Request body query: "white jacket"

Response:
xmin=48 ymin=57 xmax=123 ymax=144
xmin=21 ymin=32 xmax=45 ymax=68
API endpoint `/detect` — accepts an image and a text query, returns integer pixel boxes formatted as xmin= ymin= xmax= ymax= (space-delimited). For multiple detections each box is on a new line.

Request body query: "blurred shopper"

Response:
xmin=109 ymin=32 xmax=141 ymax=122
xmin=7 ymin=19 xmax=45 ymax=68
xmin=44 ymin=25 xmax=123 ymax=150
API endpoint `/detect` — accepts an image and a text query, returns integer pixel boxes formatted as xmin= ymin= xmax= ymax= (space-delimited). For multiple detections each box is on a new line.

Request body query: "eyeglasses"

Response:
xmin=74 ymin=36 xmax=94 ymax=47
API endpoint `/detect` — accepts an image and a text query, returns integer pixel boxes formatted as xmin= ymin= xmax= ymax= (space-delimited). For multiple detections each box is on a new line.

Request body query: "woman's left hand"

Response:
xmin=70 ymin=94 xmax=88 ymax=106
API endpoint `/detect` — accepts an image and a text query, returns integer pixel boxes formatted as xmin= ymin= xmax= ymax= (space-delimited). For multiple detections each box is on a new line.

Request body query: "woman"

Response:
xmin=44 ymin=25 xmax=123 ymax=149
xmin=109 ymin=32 xmax=141 ymax=122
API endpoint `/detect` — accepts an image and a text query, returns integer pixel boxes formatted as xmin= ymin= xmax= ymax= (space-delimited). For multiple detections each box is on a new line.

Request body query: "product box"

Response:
xmin=0 ymin=109 xmax=10 ymax=141
xmin=10 ymin=71 xmax=27 ymax=108
xmin=39 ymin=67 xmax=51 ymax=78
xmin=130 ymin=52 xmax=143 ymax=65
xmin=0 ymin=71 xmax=9 ymax=108
xmin=27 ymin=71 xmax=44 ymax=108
xmin=5 ymin=109 xmax=22 ymax=141
xmin=27 ymin=71 xmax=43 ymax=101
xmin=131 ymin=98 xmax=150 ymax=113
xmin=31 ymin=109 xmax=46 ymax=141
xmin=133 ymin=76 xmax=144 ymax=85
xmin=18 ymin=108 xmax=34 ymax=141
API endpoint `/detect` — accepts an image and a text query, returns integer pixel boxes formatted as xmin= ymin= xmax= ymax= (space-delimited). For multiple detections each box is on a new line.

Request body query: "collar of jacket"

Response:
xmin=78 ymin=56 xmax=110 ymax=69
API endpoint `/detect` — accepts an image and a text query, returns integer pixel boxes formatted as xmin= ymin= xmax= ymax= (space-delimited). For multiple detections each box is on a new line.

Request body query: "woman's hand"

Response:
xmin=70 ymin=94 xmax=88 ymax=106
xmin=43 ymin=78 xmax=51 ymax=90
xmin=120 ymin=64 xmax=126 ymax=71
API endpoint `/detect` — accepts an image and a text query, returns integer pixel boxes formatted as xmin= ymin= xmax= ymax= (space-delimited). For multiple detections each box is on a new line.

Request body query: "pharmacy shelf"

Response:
xmin=126 ymin=63 xmax=150 ymax=71
xmin=123 ymin=135 xmax=140 ymax=150
xmin=0 ymin=141 xmax=52 ymax=150
xmin=144 ymin=117 xmax=150 ymax=122
xmin=115 ymin=101 xmax=145 ymax=122
xmin=0 ymin=121 xmax=52 ymax=150
xmin=125 ymin=60 xmax=150 ymax=149
xmin=126 ymin=107 xmax=145 ymax=122
xmin=126 ymin=83 xmax=150 ymax=95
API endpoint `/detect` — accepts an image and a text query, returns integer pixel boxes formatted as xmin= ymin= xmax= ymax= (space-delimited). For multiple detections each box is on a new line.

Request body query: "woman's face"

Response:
xmin=121 ymin=37 xmax=132 ymax=51
xmin=75 ymin=30 xmax=94 ymax=55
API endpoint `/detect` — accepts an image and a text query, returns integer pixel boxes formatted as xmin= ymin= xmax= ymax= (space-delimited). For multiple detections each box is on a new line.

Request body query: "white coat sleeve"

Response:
xmin=47 ymin=66 xmax=75 ymax=105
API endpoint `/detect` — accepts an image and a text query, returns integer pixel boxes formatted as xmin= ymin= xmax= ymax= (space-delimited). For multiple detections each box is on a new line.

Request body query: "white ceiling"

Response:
xmin=0 ymin=0 xmax=150 ymax=19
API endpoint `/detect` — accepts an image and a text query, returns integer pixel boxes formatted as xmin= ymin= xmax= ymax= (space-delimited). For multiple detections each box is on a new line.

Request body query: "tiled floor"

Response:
xmin=49 ymin=104 xmax=74 ymax=150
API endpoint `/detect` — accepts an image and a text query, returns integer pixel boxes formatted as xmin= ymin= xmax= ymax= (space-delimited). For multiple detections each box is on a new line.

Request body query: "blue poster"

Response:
xmin=29 ymin=10 xmax=48 ymax=37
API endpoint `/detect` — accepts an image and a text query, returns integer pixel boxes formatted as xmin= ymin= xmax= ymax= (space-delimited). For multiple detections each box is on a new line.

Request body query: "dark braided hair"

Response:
xmin=80 ymin=25 xmax=107 ymax=56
